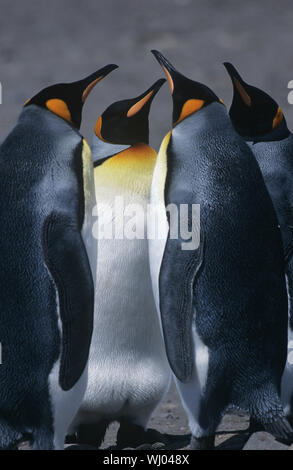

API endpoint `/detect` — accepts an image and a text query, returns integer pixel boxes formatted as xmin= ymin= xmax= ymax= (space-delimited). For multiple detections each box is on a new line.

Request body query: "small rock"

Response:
xmin=243 ymin=432 xmax=289 ymax=450
xmin=65 ymin=444 xmax=97 ymax=450
xmin=135 ymin=444 xmax=152 ymax=450
xmin=17 ymin=440 xmax=32 ymax=450
xmin=151 ymin=442 xmax=166 ymax=449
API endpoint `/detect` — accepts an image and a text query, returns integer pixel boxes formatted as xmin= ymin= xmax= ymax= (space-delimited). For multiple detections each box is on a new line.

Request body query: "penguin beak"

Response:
xmin=126 ymin=78 xmax=166 ymax=118
xmin=148 ymin=77 xmax=167 ymax=95
xmin=24 ymin=64 xmax=119 ymax=131
xmin=223 ymin=62 xmax=252 ymax=107
xmin=80 ymin=64 xmax=119 ymax=103
xmin=223 ymin=62 xmax=244 ymax=83
xmin=151 ymin=50 xmax=179 ymax=95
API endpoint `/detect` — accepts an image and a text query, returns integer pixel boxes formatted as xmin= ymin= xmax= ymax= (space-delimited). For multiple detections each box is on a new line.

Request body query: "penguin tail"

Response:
xmin=0 ymin=420 xmax=25 ymax=449
xmin=263 ymin=417 xmax=293 ymax=444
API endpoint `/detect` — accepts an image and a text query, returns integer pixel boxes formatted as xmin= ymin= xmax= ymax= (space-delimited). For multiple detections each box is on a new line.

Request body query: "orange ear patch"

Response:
xmin=272 ymin=107 xmax=283 ymax=130
xmin=94 ymin=116 xmax=108 ymax=142
xmin=46 ymin=99 xmax=72 ymax=123
xmin=127 ymin=90 xmax=154 ymax=118
xmin=23 ymin=98 xmax=31 ymax=107
xmin=233 ymin=78 xmax=251 ymax=106
xmin=175 ymin=99 xmax=205 ymax=125
xmin=82 ymin=76 xmax=104 ymax=103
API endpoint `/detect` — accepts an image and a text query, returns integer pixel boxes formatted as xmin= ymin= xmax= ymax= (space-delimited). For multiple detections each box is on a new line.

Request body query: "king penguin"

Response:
xmin=68 ymin=79 xmax=171 ymax=449
xmin=224 ymin=62 xmax=293 ymax=424
xmin=0 ymin=64 xmax=118 ymax=450
xmin=148 ymin=50 xmax=293 ymax=449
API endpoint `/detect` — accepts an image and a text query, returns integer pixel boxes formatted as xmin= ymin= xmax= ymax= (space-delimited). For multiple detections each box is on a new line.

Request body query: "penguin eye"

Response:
xmin=46 ymin=99 xmax=72 ymax=123
xmin=233 ymin=78 xmax=252 ymax=107
xmin=127 ymin=91 xmax=154 ymax=118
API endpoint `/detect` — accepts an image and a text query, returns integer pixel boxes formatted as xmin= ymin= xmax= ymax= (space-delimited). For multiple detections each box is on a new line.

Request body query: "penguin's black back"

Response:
xmin=0 ymin=106 xmax=83 ymax=448
xmin=167 ymin=103 xmax=287 ymax=415
xmin=246 ymin=135 xmax=293 ymax=260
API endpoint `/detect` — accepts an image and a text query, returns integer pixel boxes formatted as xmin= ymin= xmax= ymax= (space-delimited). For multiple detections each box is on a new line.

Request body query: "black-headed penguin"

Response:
xmin=68 ymin=79 xmax=171 ymax=449
xmin=149 ymin=50 xmax=293 ymax=449
xmin=224 ymin=62 xmax=293 ymax=424
xmin=0 ymin=64 xmax=117 ymax=450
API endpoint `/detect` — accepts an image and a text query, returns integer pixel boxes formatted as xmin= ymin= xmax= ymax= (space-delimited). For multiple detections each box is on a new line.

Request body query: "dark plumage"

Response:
xmin=0 ymin=66 xmax=116 ymax=449
xmin=151 ymin=51 xmax=292 ymax=449
xmin=225 ymin=62 xmax=293 ymax=422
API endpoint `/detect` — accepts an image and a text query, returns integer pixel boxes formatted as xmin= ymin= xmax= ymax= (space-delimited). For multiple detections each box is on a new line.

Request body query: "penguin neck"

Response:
xmin=8 ymin=105 xmax=82 ymax=163
xmin=94 ymin=143 xmax=157 ymax=195
xmin=92 ymin=133 xmax=131 ymax=166
xmin=237 ymin=118 xmax=291 ymax=144
xmin=93 ymin=141 xmax=156 ymax=168
xmin=172 ymin=101 xmax=231 ymax=140
xmin=19 ymin=104 xmax=81 ymax=137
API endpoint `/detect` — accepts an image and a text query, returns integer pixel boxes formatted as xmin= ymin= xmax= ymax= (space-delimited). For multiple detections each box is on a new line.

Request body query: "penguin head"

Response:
xmin=151 ymin=50 xmax=223 ymax=127
xmin=24 ymin=64 xmax=118 ymax=130
xmin=94 ymin=78 xmax=166 ymax=145
xmin=224 ymin=62 xmax=289 ymax=140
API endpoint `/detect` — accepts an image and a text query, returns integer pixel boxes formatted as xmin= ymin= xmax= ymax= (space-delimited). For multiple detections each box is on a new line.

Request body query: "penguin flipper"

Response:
xmin=42 ymin=212 xmax=94 ymax=391
xmin=286 ymin=255 xmax=293 ymax=330
xmin=159 ymin=230 xmax=204 ymax=382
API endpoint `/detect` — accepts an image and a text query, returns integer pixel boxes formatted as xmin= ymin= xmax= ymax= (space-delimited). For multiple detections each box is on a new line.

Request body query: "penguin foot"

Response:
xmin=145 ymin=428 xmax=168 ymax=445
xmin=117 ymin=422 xmax=167 ymax=449
xmin=65 ymin=434 xmax=77 ymax=444
xmin=67 ymin=421 xmax=109 ymax=448
xmin=189 ymin=435 xmax=215 ymax=450
xmin=116 ymin=422 xmax=148 ymax=448
xmin=263 ymin=417 xmax=293 ymax=444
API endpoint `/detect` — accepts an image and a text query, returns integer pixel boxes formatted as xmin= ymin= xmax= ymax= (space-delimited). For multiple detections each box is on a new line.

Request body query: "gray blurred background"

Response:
xmin=0 ymin=0 xmax=292 ymax=149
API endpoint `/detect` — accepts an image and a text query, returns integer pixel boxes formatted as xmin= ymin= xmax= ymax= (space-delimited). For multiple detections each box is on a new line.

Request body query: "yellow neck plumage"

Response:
xmin=94 ymin=143 xmax=157 ymax=196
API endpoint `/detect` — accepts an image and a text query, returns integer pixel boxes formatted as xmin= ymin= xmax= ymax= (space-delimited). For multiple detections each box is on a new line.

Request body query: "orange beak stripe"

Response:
xmin=233 ymin=78 xmax=252 ymax=107
xmin=127 ymin=90 xmax=154 ymax=118
xmin=82 ymin=76 xmax=104 ymax=103
xmin=162 ymin=65 xmax=174 ymax=95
